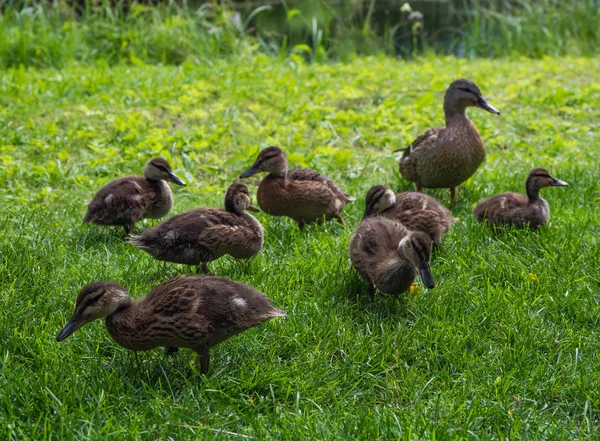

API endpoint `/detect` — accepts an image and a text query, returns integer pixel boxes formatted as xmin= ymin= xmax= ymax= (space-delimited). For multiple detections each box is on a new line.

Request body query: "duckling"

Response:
xmin=473 ymin=168 xmax=568 ymax=229
xmin=363 ymin=185 xmax=457 ymax=248
xmin=83 ymin=158 xmax=186 ymax=234
xmin=128 ymin=183 xmax=263 ymax=274
xmin=239 ymin=146 xmax=354 ymax=228
xmin=56 ymin=275 xmax=286 ymax=374
xmin=395 ymin=79 xmax=500 ymax=202
xmin=350 ymin=216 xmax=435 ymax=301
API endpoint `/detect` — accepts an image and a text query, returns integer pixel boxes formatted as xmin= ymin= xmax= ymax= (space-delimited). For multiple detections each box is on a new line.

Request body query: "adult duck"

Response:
xmin=396 ymin=79 xmax=500 ymax=202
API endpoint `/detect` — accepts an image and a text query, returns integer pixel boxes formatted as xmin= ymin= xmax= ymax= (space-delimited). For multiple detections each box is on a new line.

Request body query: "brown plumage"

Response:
xmin=128 ymin=183 xmax=264 ymax=274
xmin=473 ymin=168 xmax=568 ymax=229
xmin=396 ymin=79 xmax=500 ymax=202
xmin=83 ymin=158 xmax=186 ymax=234
xmin=239 ymin=146 xmax=354 ymax=228
xmin=363 ymin=185 xmax=457 ymax=247
xmin=56 ymin=275 xmax=286 ymax=374
xmin=349 ymin=216 xmax=435 ymax=301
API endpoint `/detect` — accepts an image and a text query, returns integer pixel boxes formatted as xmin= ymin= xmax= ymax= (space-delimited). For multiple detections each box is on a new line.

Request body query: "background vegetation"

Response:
xmin=0 ymin=0 xmax=598 ymax=68
xmin=1 ymin=54 xmax=599 ymax=439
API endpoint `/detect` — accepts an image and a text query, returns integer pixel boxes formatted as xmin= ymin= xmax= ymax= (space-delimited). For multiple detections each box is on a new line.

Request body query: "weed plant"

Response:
xmin=0 ymin=0 xmax=598 ymax=68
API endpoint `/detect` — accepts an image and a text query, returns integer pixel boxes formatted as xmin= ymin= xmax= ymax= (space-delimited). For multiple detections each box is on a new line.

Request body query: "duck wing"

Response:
xmin=84 ymin=177 xmax=150 ymax=225
xmin=473 ymin=193 xmax=529 ymax=224
xmin=289 ymin=168 xmax=354 ymax=202
xmin=402 ymin=127 xmax=445 ymax=158
xmin=388 ymin=192 xmax=457 ymax=237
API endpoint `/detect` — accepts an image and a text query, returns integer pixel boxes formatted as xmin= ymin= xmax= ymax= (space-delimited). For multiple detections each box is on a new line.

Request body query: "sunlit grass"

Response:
xmin=0 ymin=56 xmax=599 ymax=439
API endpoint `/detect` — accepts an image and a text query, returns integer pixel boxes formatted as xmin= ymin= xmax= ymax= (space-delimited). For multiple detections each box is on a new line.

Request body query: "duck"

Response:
xmin=56 ymin=275 xmax=286 ymax=374
xmin=349 ymin=216 xmax=435 ymax=301
xmin=128 ymin=183 xmax=264 ymax=274
xmin=363 ymin=185 xmax=457 ymax=248
xmin=239 ymin=146 xmax=354 ymax=228
xmin=83 ymin=158 xmax=186 ymax=234
xmin=473 ymin=168 xmax=568 ymax=229
xmin=395 ymin=79 xmax=500 ymax=202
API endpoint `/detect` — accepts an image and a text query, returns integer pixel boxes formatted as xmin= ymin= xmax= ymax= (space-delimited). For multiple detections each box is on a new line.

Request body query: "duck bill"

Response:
xmin=168 ymin=172 xmax=186 ymax=186
xmin=475 ymin=97 xmax=500 ymax=115
xmin=551 ymin=178 xmax=568 ymax=187
xmin=418 ymin=261 xmax=435 ymax=289
xmin=240 ymin=164 xmax=259 ymax=179
xmin=247 ymin=203 xmax=260 ymax=212
xmin=56 ymin=314 xmax=86 ymax=342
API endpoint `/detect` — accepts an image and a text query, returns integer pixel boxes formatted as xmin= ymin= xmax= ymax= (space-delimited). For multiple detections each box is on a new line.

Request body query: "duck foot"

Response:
xmin=335 ymin=214 xmax=346 ymax=228
xmin=450 ymin=187 xmax=456 ymax=203
xmin=416 ymin=185 xmax=422 ymax=193
xmin=368 ymin=285 xmax=375 ymax=302
xmin=195 ymin=347 xmax=210 ymax=375
xmin=197 ymin=263 xmax=213 ymax=275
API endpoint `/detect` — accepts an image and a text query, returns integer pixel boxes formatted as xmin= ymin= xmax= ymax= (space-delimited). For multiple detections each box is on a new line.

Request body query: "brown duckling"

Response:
xmin=56 ymin=275 xmax=286 ymax=374
xmin=395 ymin=79 xmax=500 ymax=202
xmin=128 ymin=183 xmax=263 ymax=274
xmin=84 ymin=158 xmax=186 ymax=234
xmin=363 ymin=185 xmax=457 ymax=248
xmin=239 ymin=146 xmax=354 ymax=228
xmin=473 ymin=168 xmax=568 ymax=229
xmin=350 ymin=216 xmax=435 ymax=301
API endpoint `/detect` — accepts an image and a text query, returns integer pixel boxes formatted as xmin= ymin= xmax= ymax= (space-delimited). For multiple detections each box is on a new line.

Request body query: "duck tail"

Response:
xmin=127 ymin=235 xmax=150 ymax=250
xmin=267 ymin=307 xmax=287 ymax=318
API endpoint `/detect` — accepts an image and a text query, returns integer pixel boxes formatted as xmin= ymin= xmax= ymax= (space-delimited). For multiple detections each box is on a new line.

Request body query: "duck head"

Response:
xmin=444 ymin=79 xmax=500 ymax=117
xmin=56 ymin=282 xmax=132 ymax=342
xmin=363 ymin=185 xmax=397 ymax=218
xmin=144 ymin=158 xmax=186 ymax=186
xmin=398 ymin=231 xmax=435 ymax=289
xmin=224 ymin=183 xmax=259 ymax=214
xmin=240 ymin=147 xmax=288 ymax=178
xmin=525 ymin=168 xmax=568 ymax=199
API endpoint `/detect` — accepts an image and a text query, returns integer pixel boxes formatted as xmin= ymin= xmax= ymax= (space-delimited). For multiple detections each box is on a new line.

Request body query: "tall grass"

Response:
xmin=0 ymin=0 xmax=598 ymax=68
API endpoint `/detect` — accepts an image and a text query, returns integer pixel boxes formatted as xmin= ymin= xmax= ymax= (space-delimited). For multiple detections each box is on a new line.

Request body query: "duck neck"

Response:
xmin=526 ymin=180 xmax=541 ymax=201
xmin=270 ymin=169 xmax=289 ymax=187
xmin=444 ymin=102 xmax=470 ymax=125
xmin=105 ymin=302 xmax=136 ymax=335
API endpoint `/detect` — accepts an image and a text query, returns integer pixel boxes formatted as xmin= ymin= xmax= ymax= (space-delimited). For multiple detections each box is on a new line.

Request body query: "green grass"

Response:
xmin=1 ymin=55 xmax=600 ymax=439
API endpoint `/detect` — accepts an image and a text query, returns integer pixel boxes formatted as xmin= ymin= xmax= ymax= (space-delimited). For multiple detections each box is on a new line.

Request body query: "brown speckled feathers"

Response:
xmin=473 ymin=168 xmax=568 ymax=229
xmin=129 ymin=183 xmax=263 ymax=272
xmin=240 ymin=147 xmax=353 ymax=227
xmin=350 ymin=217 xmax=434 ymax=298
xmin=57 ymin=276 xmax=286 ymax=374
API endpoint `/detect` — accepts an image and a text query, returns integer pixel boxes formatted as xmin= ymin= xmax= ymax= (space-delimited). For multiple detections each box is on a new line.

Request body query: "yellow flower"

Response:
xmin=529 ymin=273 xmax=537 ymax=281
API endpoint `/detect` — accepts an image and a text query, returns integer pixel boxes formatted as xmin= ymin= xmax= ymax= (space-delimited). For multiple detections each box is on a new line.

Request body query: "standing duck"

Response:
xmin=83 ymin=158 xmax=186 ymax=234
xmin=363 ymin=185 xmax=457 ymax=248
xmin=473 ymin=168 xmax=568 ymax=229
xmin=56 ymin=275 xmax=286 ymax=374
xmin=129 ymin=183 xmax=264 ymax=274
xmin=349 ymin=216 xmax=435 ymax=301
xmin=239 ymin=146 xmax=354 ymax=228
xmin=396 ymin=79 xmax=500 ymax=202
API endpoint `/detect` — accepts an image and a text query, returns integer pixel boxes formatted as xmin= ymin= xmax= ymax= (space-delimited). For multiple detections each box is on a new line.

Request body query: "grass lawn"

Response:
xmin=1 ymin=54 xmax=599 ymax=440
